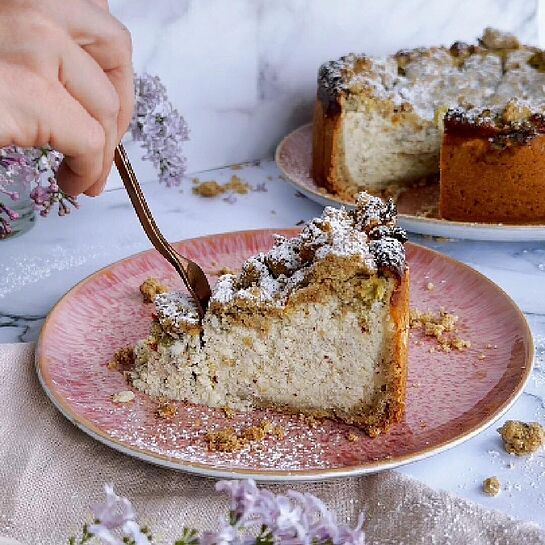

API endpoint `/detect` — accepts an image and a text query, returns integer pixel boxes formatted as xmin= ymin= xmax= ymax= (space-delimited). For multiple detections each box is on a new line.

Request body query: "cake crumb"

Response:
xmin=497 ymin=420 xmax=545 ymax=455
xmin=299 ymin=414 xmax=321 ymax=428
xmin=156 ymin=402 xmax=177 ymax=419
xmin=107 ymin=347 xmax=135 ymax=371
xmin=241 ymin=425 xmax=267 ymax=442
xmin=426 ymin=282 xmax=435 ymax=291
xmin=216 ymin=266 xmax=236 ymax=276
xmin=205 ymin=427 xmax=243 ymax=452
xmin=227 ymin=175 xmax=250 ymax=194
xmin=347 ymin=432 xmax=360 ymax=442
xmin=222 ymin=407 xmax=236 ymax=419
xmin=139 ymin=277 xmax=168 ymax=303
xmin=112 ymin=390 xmax=135 ymax=403
xmin=483 ymin=476 xmax=501 ymax=496
xmin=192 ymin=175 xmax=250 ymax=198
xmin=478 ymin=353 xmax=486 ymax=360
xmin=273 ymin=426 xmax=286 ymax=440
xmin=192 ymin=180 xmax=225 ymax=197
xmin=410 ymin=307 xmax=470 ymax=351
xmin=205 ymin=420 xmax=281 ymax=452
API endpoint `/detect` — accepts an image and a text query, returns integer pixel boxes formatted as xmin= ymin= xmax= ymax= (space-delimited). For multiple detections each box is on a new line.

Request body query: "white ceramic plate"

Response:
xmin=276 ymin=124 xmax=545 ymax=241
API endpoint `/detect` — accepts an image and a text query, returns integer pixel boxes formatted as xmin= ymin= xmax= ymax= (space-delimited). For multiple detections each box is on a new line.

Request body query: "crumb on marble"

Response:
xmin=483 ymin=476 xmax=501 ymax=496
xmin=497 ymin=420 xmax=545 ymax=455
xmin=139 ymin=277 xmax=168 ymax=303
xmin=426 ymin=282 xmax=435 ymax=291
xmin=192 ymin=175 xmax=250 ymax=198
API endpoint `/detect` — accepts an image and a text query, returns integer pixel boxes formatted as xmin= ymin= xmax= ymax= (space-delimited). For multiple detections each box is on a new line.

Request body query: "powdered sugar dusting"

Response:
xmin=318 ymin=28 xmax=545 ymax=122
xmin=209 ymin=192 xmax=406 ymax=309
xmin=154 ymin=291 xmax=201 ymax=336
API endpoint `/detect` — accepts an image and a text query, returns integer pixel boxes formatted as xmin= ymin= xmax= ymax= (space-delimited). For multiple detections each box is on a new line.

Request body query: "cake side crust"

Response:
xmin=440 ymin=125 xmax=545 ymax=223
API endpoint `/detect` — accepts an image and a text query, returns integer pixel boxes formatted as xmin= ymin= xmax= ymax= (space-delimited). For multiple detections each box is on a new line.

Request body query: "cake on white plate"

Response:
xmin=131 ymin=193 xmax=409 ymax=437
xmin=312 ymin=28 xmax=545 ymax=223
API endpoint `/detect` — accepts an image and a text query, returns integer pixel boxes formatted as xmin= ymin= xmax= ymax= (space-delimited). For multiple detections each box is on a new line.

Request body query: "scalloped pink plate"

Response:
xmin=36 ymin=230 xmax=533 ymax=481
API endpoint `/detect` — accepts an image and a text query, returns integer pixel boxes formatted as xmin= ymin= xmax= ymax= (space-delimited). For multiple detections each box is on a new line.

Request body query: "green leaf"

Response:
xmin=174 ymin=527 xmax=199 ymax=545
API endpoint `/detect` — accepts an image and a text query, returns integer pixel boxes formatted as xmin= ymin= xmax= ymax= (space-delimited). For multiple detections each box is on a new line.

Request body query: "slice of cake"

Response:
xmin=131 ymin=194 xmax=409 ymax=437
xmin=440 ymin=100 xmax=545 ymax=223
xmin=312 ymin=27 xmax=545 ymax=223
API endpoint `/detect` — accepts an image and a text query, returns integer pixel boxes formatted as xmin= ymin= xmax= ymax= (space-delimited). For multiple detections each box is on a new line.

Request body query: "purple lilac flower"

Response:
xmin=88 ymin=484 xmax=150 ymax=545
xmin=30 ymin=177 xmax=79 ymax=217
xmin=0 ymin=145 xmax=77 ymax=236
xmin=0 ymin=202 xmax=19 ymax=238
xmin=83 ymin=480 xmax=365 ymax=545
xmin=131 ymin=73 xmax=189 ymax=187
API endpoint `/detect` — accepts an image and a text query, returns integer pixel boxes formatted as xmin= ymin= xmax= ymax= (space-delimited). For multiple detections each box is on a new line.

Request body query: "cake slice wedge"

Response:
xmin=131 ymin=193 xmax=409 ymax=437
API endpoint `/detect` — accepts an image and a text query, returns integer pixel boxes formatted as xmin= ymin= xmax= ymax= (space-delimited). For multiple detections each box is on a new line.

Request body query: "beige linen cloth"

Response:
xmin=1 ymin=343 xmax=544 ymax=545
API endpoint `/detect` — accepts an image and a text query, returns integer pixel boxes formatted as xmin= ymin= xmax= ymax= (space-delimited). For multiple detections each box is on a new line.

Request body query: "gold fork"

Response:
xmin=114 ymin=144 xmax=211 ymax=316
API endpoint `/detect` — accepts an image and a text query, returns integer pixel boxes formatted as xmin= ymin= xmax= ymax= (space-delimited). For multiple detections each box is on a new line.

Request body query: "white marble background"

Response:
xmin=109 ymin=0 xmax=541 ymax=178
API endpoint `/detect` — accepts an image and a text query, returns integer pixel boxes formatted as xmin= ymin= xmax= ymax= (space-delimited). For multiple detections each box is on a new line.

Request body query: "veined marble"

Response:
xmin=106 ymin=0 xmax=541 ymax=182
xmin=2 ymin=160 xmax=545 ymax=525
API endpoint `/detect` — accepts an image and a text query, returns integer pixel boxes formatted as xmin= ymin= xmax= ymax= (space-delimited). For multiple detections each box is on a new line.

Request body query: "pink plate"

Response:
xmin=36 ymin=230 xmax=534 ymax=481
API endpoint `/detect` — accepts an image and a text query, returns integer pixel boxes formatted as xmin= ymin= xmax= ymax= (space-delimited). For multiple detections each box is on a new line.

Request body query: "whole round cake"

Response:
xmin=312 ymin=28 xmax=545 ymax=223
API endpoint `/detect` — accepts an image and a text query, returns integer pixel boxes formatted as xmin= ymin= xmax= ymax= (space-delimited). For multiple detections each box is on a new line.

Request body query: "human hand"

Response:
xmin=0 ymin=0 xmax=134 ymax=196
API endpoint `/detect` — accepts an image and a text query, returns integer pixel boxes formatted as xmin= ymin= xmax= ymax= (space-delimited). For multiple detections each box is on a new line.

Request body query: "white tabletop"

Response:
xmin=1 ymin=159 xmax=545 ymax=526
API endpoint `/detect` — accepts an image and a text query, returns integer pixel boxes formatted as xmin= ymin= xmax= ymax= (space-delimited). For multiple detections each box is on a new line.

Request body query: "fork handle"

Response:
xmin=114 ymin=144 xmax=195 ymax=296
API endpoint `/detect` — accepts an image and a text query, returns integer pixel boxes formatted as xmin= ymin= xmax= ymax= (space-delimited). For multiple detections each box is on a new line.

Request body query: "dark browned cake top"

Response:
xmin=444 ymin=100 xmax=545 ymax=148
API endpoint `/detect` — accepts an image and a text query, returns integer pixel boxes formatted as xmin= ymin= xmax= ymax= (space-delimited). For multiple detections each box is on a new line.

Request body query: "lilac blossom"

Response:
xmin=130 ymin=73 xmax=189 ymax=187
xmin=83 ymin=484 xmax=151 ymax=545
xmin=73 ymin=480 xmax=365 ymax=545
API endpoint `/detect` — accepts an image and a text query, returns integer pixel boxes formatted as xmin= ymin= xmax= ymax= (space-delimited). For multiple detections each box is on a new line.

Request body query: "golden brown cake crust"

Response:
xmin=440 ymin=129 xmax=545 ymax=224
xmin=311 ymin=100 xmax=348 ymax=197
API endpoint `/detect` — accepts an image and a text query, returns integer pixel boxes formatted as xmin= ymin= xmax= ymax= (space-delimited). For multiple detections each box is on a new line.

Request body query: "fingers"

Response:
xmin=0 ymin=1 xmax=134 ymax=196
xmin=60 ymin=41 xmax=120 ymax=195
xmin=7 ymin=72 xmax=107 ymax=197
xmin=50 ymin=0 xmax=134 ymax=139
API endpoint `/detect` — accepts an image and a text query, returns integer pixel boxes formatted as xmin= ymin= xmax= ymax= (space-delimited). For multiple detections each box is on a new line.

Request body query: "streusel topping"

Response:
xmin=154 ymin=291 xmax=202 ymax=337
xmin=210 ymin=192 xmax=406 ymax=309
xmin=318 ymin=28 xmax=545 ymax=122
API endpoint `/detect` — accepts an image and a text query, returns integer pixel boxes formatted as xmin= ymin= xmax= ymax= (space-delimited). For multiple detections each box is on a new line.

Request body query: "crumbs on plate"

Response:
xmin=139 ymin=277 xmax=168 ymax=303
xmin=410 ymin=307 xmax=471 ymax=352
xmin=205 ymin=420 xmax=285 ymax=452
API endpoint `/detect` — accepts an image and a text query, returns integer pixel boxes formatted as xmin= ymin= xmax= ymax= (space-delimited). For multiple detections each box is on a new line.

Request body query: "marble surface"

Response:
xmin=107 ymin=0 xmax=541 ymax=177
xmin=2 ymin=160 xmax=545 ymax=527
